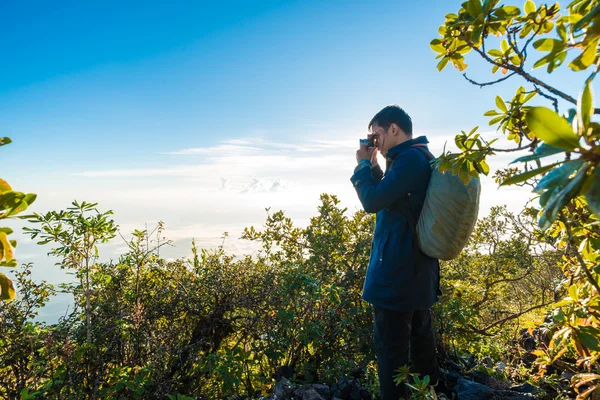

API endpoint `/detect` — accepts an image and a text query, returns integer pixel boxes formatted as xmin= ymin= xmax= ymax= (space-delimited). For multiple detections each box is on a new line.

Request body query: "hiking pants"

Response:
xmin=374 ymin=307 xmax=439 ymax=400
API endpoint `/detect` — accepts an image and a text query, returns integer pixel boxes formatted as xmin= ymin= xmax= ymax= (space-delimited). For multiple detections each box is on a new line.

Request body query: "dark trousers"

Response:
xmin=374 ymin=307 xmax=439 ymax=400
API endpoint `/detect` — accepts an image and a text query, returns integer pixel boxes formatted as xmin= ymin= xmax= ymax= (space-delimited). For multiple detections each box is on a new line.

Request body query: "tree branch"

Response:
xmin=533 ymin=85 xmax=560 ymax=113
xmin=462 ymin=301 xmax=554 ymax=337
xmin=561 ymin=214 xmax=600 ymax=295
xmin=472 ymin=270 xmax=533 ymax=309
xmin=488 ymin=141 xmax=536 ymax=153
xmin=463 ymin=72 xmax=517 ymax=87
xmin=469 ymin=44 xmax=576 ymax=102
xmin=469 ymin=41 xmax=600 ymax=115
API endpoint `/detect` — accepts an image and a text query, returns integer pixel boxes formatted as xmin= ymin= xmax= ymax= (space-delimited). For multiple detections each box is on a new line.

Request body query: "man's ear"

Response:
xmin=389 ymin=123 xmax=400 ymax=136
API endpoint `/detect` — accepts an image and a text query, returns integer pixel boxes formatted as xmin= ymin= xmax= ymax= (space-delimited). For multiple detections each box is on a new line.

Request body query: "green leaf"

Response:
xmin=579 ymin=80 xmax=594 ymax=130
xmin=500 ymin=163 xmax=560 ymax=186
xmin=539 ymin=166 xmax=589 ymax=231
xmin=458 ymin=163 xmax=472 ymax=185
xmin=575 ymin=326 xmax=600 ymax=351
xmin=501 ymin=5 xmax=521 ymax=17
xmin=495 ymin=96 xmax=507 ymax=112
xmin=466 ymin=0 xmax=483 ymax=18
xmin=533 ymin=54 xmax=551 ymax=69
xmin=437 ymin=57 xmax=449 ymax=72
xmin=524 ymin=0 xmax=535 ymax=14
xmin=523 ymin=91 xmax=536 ymax=103
xmin=430 ymin=39 xmax=445 ymax=53
xmin=533 ymin=38 xmax=563 ymax=51
xmin=0 ymin=260 xmax=18 ymax=268
xmin=526 ymin=107 xmax=580 ymax=150
xmin=471 ymin=25 xmax=483 ymax=43
xmin=533 ymin=160 xmax=584 ymax=194
xmin=510 ymin=143 xmax=564 ymax=164
xmin=585 ymin=167 xmax=600 ymax=217
xmin=548 ymin=51 xmax=567 ymax=73
xmin=574 ymin=2 xmax=600 ymax=32
xmin=480 ymin=159 xmax=490 ymax=175
xmin=569 ymin=39 xmax=599 ymax=71
xmin=0 ymin=138 xmax=12 ymax=147
xmin=520 ymin=23 xmax=533 ymax=38
xmin=487 ymin=49 xmax=504 ymax=57
xmin=565 ymin=108 xmax=578 ymax=124
xmin=540 ymin=186 xmax=559 ymax=207
xmin=489 ymin=116 xmax=504 ymax=125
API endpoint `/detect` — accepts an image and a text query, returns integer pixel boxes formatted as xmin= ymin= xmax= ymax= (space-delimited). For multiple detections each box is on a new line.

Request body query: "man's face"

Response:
xmin=369 ymin=123 xmax=391 ymax=157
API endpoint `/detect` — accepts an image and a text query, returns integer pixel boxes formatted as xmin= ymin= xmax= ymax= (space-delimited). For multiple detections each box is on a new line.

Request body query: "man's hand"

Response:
xmin=356 ymin=143 xmax=370 ymax=163
xmin=356 ymin=143 xmax=377 ymax=164
xmin=371 ymin=147 xmax=379 ymax=165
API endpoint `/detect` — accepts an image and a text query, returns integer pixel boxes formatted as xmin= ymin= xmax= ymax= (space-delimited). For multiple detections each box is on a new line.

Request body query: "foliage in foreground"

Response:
xmin=0 ymin=196 xmax=565 ymax=399
xmin=432 ymin=0 xmax=600 ymax=397
xmin=0 ymin=137 xmax=36 ymax=301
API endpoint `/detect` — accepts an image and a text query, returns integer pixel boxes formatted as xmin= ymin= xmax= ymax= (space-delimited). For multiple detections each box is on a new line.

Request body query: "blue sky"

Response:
xmin=0 ymin=0 xmax=582 ymax=320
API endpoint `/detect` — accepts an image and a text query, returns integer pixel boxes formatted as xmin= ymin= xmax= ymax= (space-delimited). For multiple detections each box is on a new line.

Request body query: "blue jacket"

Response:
xmin=350 ymin=136 xmax=440 ymax=312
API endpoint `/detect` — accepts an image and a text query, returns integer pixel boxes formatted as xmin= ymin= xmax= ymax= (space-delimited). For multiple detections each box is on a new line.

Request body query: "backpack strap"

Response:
xmin=411 ymin=145 xmax=435 ymax=162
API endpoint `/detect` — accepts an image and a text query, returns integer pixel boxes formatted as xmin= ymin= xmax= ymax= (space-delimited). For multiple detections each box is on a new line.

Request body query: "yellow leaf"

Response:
xmin=0 ymin=178 xmax=11 ymax=194
xmin=0 ymin=272 xmax=15 ymax=301
xmin=0 ymin=232 xmax=13 ymax=263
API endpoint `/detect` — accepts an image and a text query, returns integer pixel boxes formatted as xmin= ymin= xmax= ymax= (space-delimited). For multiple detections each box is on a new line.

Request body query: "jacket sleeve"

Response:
xmin=371 ymin=163 xmax=384 ymax=182
xmin=350 ymin=152 xmax=420 ymax=214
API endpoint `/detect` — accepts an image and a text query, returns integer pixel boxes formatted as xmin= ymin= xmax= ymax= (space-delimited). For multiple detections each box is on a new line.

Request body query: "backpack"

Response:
xmin=395 ymin=146 xmax=481 ymax=261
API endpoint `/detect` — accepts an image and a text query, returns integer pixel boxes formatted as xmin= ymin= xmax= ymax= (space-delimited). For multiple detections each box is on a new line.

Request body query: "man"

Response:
xmin=350 ymin=105 xmax=440 ymax=399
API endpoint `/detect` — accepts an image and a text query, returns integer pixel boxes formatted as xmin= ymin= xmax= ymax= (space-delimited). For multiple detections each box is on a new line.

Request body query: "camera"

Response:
xmin=360 ymin=136 xmax=376 ymax=148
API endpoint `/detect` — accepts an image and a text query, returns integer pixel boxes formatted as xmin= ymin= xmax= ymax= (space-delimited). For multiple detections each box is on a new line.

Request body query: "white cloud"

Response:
xmin=13 ymin=129 xmax=544 ymax=324
xmin=21 ymin=132 xmax=537 ymax=286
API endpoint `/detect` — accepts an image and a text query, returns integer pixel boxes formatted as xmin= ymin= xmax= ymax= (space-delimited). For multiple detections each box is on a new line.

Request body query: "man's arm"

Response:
xmin=371 ymin=163 xmax=383 ymax=182
xmin=350 ymin=152 xmax=420 ymax=214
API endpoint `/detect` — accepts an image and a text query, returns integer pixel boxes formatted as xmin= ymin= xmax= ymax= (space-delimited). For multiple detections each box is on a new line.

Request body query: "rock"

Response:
xmin=275 ymin=366 xmax=296 ymax=382
xmin=293 ymin=384 xmax=329 ymax=399
xmin=274 ymin=377 xmax=296 ymax=399
xmin=293 ymin=385 xmax=311 ymax=398
xmin=518 ymin=328 xmax=537 ymax=351
xmin=350 ymin=366 xmax=365 ymax=379
xmin=492 ymin=390 xmax=537 ymax=399
xmin=509 ymin=382 xmax=539 ymax=394
xmin=455 ymin=378 xmax=494 ymax=399
xmin=301 ymin=388 xmax=324 ymax=400
xmin=445 ymin=359 xmax=465 ymax=372
xmin=331 ymin=377 xmax=362 ymax=400
xmin=467 ymin=371 xmax=510 ymax=390
xmin=522 ymin=352 xmax=537 ymax=366
xmin=311 ymin=384 xmax=330 ymax=397
xmin=463 ymin=355 xmax=477 ymax=370
xmin=495 ymin=362 xmax=507 ymax=373
xmin=441 ymin=369 xmax=462 ymax=391
xmin=481 ymin=357 xmax=494 ymax=368
xmin=561 ymin=371 xmax=574 ymax=381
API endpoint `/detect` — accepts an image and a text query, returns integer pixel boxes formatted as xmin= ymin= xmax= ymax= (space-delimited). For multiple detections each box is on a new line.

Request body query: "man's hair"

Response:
xmin=368 ymin=105 xmax=413 ymax=137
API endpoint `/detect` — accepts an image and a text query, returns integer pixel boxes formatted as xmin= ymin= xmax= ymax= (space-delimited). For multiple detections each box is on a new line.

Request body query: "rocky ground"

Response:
xmin=260 ymin=365 xmax=545 ymax=400
xmin=263 ymin=362 xmax=547 ymax=400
